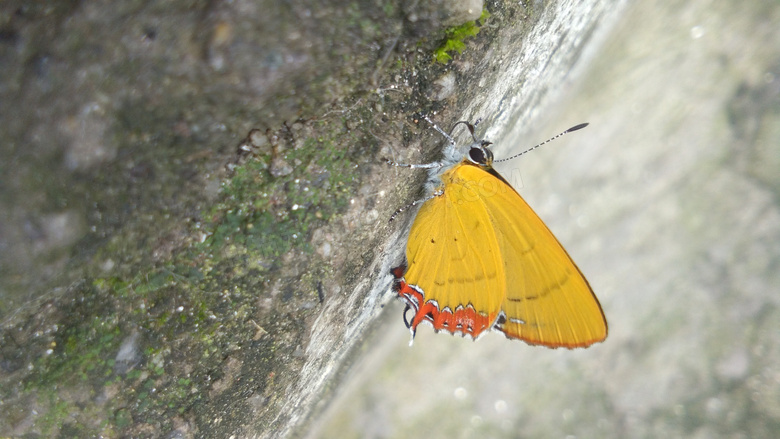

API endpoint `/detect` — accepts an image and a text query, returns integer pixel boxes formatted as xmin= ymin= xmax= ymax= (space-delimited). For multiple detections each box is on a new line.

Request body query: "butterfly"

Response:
xmin=389 ymin=117 xmax=607 ymax=348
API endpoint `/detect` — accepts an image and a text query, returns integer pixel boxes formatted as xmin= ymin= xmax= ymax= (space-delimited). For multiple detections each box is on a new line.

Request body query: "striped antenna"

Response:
xmin=494 ymin=123 xmax=589 ymax=163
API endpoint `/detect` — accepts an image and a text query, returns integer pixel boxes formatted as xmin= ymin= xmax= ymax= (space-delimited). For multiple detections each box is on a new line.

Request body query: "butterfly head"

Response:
xmin=465 ymin=139 xmax=494 ymax=168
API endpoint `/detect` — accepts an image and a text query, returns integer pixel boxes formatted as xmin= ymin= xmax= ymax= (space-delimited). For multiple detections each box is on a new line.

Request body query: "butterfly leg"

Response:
xmin=385 ymin=154 xmax=445 ymax=222
xmin=385 ymin=159 xmax=440 ymax=169
xmin=386 ymin=113 xmax=477 ymax=169
xmin=388 ymin=188 xmax=443 ymax=222
xmin=420 ymin=115 xmax=457 ymax=146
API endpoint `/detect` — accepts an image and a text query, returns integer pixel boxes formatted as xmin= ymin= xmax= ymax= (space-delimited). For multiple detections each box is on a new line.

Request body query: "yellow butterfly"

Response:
xmin=390 ymin=117 xmax=607 ymax=348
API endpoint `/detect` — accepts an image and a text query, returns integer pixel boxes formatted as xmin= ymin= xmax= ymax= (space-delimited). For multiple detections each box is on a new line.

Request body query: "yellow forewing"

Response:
xmin=404 ymin=163 xmax=607 ymax=347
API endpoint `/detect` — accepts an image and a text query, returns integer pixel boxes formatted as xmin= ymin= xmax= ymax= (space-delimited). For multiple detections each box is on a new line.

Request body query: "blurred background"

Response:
xmin=311 ymin=0 xmax=780 ymax=438
xmin=1 ymin=0 xmax=778 ymax=437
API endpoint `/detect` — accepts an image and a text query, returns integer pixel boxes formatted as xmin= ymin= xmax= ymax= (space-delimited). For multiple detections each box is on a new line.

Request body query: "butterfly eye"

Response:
xmin=468 ymin=146 xmax=493 ymax=166
xmin=467 ymin=148 xmax=484 ymax=164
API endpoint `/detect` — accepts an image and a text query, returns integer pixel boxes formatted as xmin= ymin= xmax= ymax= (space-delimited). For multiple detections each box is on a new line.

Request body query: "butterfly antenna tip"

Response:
xmin=495 ymin=122 xmax=590 ymax=163
xmin=566 ymin=122 xmax=589 ymax=132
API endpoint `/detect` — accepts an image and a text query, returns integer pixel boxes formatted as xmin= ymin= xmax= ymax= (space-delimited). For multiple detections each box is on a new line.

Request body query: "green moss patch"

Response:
xmin=434 ymin=9 xmax=491 ymax=64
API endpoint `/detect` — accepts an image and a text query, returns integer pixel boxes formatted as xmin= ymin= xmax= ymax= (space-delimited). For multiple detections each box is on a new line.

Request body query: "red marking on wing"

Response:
xmin=390 ymin=264 xmax=406 ymax=280
xmin=392 ymin=266 xmax=492 ymax=339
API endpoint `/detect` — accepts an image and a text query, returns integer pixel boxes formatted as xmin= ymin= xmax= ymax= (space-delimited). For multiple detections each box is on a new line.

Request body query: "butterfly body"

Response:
xmin=392 ymin=119 xmax=607 ymax=348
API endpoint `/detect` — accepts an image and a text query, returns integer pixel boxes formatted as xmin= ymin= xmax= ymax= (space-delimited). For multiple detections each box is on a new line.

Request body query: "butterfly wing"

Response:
xmin=403 ymin=165 xmax=507 ymax=338
xmin=455 ymin=165 xmax=607 ymax=347
xmin=401 ymin=163 xmax=606 ymax=347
